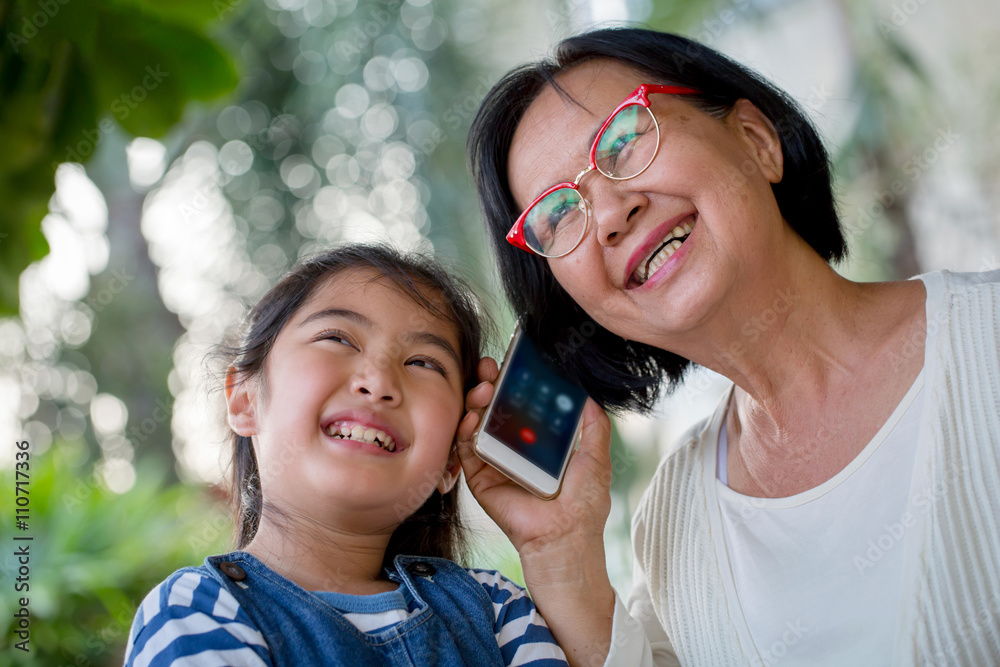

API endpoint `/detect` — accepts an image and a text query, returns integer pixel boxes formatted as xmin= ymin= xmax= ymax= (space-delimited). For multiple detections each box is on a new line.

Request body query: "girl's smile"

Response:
xmin=322 ymin=409 xmax=405 ymax=453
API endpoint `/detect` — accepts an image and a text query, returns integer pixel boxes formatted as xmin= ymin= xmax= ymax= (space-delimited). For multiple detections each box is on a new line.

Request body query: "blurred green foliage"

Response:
xmin=1 ymin=0 xmax=990 ymax=664
xmin=0 ymin=445 xmax=230 ymax=666
xmin=0 ymin=0 xmax=240 ymax=315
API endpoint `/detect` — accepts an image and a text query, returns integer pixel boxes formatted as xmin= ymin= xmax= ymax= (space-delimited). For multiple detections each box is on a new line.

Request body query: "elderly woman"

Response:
xmin=456 ymin=27 xmax=1000 ymax=667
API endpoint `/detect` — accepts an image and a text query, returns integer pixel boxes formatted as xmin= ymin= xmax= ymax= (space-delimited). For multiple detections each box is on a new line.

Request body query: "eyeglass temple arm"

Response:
xmin=506 ymin=221 xmax=532 ymax=253
xmin=642 ymin=84 xmax=700 ymax=98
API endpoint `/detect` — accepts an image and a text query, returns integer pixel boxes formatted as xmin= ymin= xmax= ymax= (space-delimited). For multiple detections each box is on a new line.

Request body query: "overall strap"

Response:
xmin=204 ymin=552 xmax=507 ymax=666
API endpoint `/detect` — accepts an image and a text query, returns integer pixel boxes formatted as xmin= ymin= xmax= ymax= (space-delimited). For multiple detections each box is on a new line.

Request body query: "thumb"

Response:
xmin=577 ymin=399 xmax=612 ymax=463
xmin=562 ymin=399 xmax=613 ymax=492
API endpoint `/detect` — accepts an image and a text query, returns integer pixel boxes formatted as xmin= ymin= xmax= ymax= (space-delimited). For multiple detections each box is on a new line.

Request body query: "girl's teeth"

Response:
xmin=670 ymin=239 xmax=682 ymax=250
xmin=327 ymin=422 xmax=399 ymax=451
xmin=672 ymin=225 xmax=684 ymax=238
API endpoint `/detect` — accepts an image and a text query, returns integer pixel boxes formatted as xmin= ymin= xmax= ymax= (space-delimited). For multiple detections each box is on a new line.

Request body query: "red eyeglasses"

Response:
xmin=507 ymin=84 xmax=699 ymax=258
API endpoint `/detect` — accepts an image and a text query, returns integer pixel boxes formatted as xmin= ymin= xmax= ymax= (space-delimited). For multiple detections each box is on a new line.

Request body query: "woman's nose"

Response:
xmin=588 ymin=179 xmax=645 ymax=246
xmin=350 ymin=362 xmax=401 ymax=405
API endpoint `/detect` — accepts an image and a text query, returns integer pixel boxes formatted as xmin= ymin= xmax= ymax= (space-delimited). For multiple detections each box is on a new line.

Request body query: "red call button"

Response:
xmin=520 ymin=427 xmax=536 ymax=444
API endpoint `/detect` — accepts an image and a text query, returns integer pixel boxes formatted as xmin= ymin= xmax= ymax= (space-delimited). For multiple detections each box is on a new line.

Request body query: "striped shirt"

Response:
xmin=124 ymin=567 xmax=567 ymax=667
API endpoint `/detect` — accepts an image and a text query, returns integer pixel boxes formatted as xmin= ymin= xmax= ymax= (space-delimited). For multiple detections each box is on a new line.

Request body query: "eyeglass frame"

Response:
xmin=506 ymin=83 xmax=700 ymax=258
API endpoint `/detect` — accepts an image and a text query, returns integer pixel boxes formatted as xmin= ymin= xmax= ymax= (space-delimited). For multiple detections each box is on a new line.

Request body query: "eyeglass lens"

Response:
xmin=523 ymin=104 xmax=658 ymax=256
xmin=594 ymin=104 xmax=658 ymax=179
xmin=523 ymin=188 xmax=587 ymax=256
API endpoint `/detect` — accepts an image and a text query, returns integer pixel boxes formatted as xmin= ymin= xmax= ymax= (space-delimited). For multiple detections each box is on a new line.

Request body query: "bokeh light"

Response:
xmin=3 ymin=12 xmax=999 ymax=661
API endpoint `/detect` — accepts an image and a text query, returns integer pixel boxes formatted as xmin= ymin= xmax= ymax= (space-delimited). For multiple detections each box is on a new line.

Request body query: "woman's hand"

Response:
xmin=455 ymin=359 xmax=615 ymax=552
xmin=456 ymin=357 xmax=617 ymax=667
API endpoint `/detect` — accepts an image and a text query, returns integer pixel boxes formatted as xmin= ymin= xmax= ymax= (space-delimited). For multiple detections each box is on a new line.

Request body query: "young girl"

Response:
xmin=123 ymin=245 xmax=568 ymax=666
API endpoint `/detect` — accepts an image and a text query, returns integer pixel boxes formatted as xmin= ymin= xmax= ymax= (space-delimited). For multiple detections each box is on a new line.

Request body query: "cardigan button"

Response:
xmin=407 ymin=561 xmax=436 ymax=577
xmin=219 ymin=561 xmax=247 ymax=581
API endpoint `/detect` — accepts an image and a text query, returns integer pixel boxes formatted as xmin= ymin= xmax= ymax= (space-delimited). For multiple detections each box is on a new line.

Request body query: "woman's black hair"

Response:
xmin=220 ymin=244 xmax=487 ymax=569
xmin=468 ymin=27 xmax=845 ymax=413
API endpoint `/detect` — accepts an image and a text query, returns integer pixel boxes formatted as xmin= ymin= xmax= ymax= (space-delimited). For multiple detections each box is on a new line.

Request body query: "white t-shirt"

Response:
xmin=716 ymin=374 xmax=927 ymax=665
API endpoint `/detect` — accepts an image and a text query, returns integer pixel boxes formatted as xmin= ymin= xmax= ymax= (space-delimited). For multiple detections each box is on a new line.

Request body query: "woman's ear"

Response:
xmin=731 ymin=98 xmax=784 ymax=184
xmin=226 ymin=365 xmax=257 ymax=437
xmin=436 ymin=447 xmax=462 ymax=495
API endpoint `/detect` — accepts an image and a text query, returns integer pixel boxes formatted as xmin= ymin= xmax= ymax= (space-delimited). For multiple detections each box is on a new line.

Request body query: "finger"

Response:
xmin=562 ymin=400 xmax=613 ymax=493
xmin=465 ymin=380 xmax=495 ymax=410
xmin=576 ymin=399 xmax=612 ymax=462
xmin=455 ymin=409 xmax=481 ymax=445
xmin=465 ymin=357 xmax=498 ymax=409
xmin=456 ymin=414 xmax=487 ymax=470
xmin=477 ymin=357 xmax=499 ymax=382
xmin=456 ymin=423 xmax=511 ymax=497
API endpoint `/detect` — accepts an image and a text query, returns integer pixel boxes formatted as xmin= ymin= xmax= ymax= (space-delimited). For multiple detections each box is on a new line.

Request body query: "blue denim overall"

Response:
xmin=200 ymin=551 xmax=506 ymax=666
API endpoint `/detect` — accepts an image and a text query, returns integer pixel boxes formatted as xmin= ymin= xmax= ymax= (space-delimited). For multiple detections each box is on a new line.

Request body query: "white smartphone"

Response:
xmin=472 ymin=327 xmax=588 ymax=499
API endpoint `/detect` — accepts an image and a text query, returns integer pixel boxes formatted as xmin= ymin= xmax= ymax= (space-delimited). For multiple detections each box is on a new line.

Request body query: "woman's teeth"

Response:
xmin=637 ymin=220 xmax=694 ymax=284
xmin=324 ymin=422 xmax=396 ymax=452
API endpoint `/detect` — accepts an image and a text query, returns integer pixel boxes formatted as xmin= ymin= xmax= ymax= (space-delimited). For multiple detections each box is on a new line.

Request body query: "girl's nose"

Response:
xmin=351 ymin=362 xmax=401 ymax=405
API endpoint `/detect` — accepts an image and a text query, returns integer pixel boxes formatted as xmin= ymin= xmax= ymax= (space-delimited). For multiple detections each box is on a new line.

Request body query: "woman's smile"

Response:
xmin=624 ymin=212 xmax=697 ymax=289
xmin=508 ymin=59 xmax=788 ymax=344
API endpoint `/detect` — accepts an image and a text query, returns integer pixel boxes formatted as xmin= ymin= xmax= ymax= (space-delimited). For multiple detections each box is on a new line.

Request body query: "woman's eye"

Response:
xmin=547 ymin=203 xmax=571 ymax=230
xmin=607 ymin=132 xmax=638 ymax=163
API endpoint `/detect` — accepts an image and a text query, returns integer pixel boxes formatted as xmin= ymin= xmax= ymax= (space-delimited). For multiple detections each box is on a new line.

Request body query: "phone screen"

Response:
xmin=483 ymin=333 xmax=588 ymax=477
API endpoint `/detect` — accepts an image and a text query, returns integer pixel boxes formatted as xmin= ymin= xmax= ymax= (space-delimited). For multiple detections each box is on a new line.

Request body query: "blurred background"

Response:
xmin=1 ymin=0 xmax=998 ymax=663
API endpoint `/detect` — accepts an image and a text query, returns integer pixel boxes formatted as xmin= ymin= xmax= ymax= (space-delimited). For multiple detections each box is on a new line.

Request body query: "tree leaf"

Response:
xmin=0 ymin=203 xmax=50 ymax=315
xmin=106 ymin=0 xmax=244 ymax=28
xmin=883 ymin=32 xmax=930 ymax=84
xmin=85 ymin=8 xmax=237 ymax=137
xmin=0 ymin=0 xmax=240 ymax=312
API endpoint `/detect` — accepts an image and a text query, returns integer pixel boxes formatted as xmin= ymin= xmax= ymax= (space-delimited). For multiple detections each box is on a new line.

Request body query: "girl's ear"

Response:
xmin=731 ymin=98 xmax=784 ymax=184
xmin=226 ymin=366 xmax=257 ymax=437
xmin=436 ymin=447 xmax=462 ymax=495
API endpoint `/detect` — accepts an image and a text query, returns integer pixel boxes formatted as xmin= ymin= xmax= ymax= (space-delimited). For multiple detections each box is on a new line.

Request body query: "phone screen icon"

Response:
xmin=484 ymin=334 xmax=588 ymax=476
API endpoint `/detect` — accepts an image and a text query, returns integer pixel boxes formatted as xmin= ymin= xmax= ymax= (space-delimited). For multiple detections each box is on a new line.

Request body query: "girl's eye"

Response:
xmin=406 ymin=356 xmax=447 ymax=376
xmin=317 ymin=330 xmax=356 ymax=348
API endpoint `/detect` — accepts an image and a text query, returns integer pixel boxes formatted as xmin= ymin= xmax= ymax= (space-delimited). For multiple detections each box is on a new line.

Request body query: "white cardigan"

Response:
xmin=605 ymin=271 xmax=1000 ymax=666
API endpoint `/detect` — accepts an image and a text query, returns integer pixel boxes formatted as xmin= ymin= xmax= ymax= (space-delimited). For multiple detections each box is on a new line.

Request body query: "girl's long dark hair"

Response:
xmin=468 ymin=27 xmax=845 ymax=413
xmin=219 ymin=244 xmax=487 ymax=569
